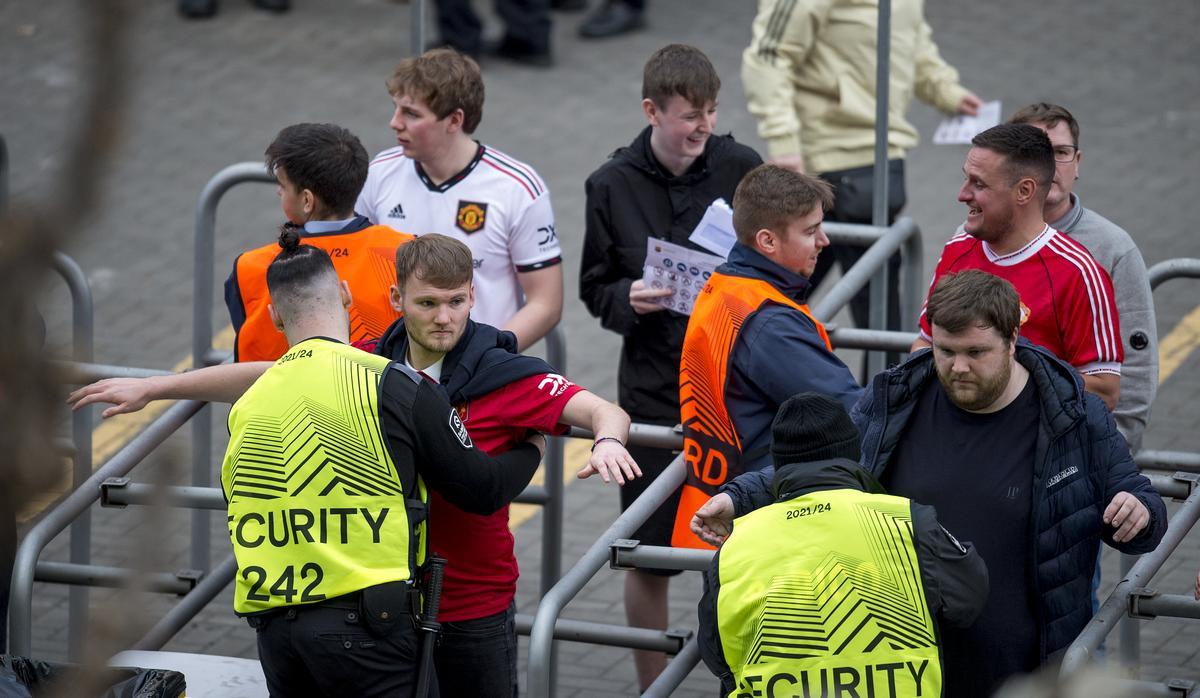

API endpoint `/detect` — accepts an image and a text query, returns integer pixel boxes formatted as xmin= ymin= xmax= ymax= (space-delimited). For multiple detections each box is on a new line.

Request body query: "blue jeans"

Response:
xmin=434 ymin=602 xmax=518 ymax=698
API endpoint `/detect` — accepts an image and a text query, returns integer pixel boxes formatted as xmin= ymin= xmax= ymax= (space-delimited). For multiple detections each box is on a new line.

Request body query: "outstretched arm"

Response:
xmin=67 ymin=362 xmax=272 ymax=417
xmin=558 ymin=390 xmax=641 ymax=485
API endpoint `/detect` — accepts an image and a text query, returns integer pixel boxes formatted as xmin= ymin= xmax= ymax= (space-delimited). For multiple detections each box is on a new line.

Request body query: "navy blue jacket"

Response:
xmin=718 ymin=243 xmax=863 ymax=469
xmin=722 ymin=340 xmax=1167 ymax=658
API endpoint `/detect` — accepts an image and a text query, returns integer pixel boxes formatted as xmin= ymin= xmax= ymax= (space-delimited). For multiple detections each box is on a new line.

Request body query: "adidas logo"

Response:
xmin=388 ymin=202 xmax=405 ymax=219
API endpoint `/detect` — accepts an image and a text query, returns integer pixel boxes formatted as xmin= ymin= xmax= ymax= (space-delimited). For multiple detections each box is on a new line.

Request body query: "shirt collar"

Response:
xmin=303 ymin=218 xmax=358 ymax=234
xmin=1047 ymin=193 xmax=1084 ymax=234
xmin=405 ymin=355 xmax=445 ymax=383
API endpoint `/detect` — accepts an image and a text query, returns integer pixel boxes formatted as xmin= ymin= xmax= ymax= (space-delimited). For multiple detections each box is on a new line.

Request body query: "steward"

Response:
xmin=221 ymin=230 xmax=542 ymax=697
xmin=698 ymin=393 xmax=988 ymax=698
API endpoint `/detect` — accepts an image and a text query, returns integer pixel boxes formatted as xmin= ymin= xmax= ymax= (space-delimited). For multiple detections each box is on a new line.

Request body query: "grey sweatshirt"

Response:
xmin=1051 ymin=193 xmax=1158 ymax=452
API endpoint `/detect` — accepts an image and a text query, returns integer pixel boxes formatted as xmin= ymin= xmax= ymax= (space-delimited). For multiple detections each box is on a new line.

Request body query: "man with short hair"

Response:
xmin=694 ymin=270 xmax=1167 ymax=696
xmin=579 ymin=43 xmax=762 ymax=689
xmin=225 ymin=123 xmax=413 ymax=363
xmin=674 ymin=164 xmax=861 ymax=550
xmin=1008 ymin=102 xmax=1157 ymax=452
xmin=912 ymin=123 xmax=1124 ymax=411
xmin=355 ymin=48 xmax=563 ymax=351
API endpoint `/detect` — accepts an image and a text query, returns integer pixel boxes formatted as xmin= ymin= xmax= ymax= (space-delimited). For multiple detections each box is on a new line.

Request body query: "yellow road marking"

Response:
xmin=509 ymin=438 xmax=592 ymax=531
xmin=1158 ymin=304 xmax=1200 ymax=384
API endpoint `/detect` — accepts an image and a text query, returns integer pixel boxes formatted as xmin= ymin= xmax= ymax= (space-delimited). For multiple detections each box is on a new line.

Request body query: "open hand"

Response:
xmin=576 ymin=440 xmax=641 ymax=485
xmin=67 ymin=377 xmax=159 ymax=418
xmin=690 ymin=493 xmax=735 ymax=547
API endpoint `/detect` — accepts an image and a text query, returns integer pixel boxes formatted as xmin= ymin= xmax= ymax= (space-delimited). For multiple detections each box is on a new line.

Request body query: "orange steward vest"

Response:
xmin=674 ymin=271 xmax=831 ymax=549
xmin=230 ymin=225 xmax=414 ymax=362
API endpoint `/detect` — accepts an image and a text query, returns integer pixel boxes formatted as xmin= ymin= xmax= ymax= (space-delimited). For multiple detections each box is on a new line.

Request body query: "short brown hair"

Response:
xmin=925 ymin=270 xmax=1020 ymax=342
xmin=1010 ymin=102 xmax=1080 ymax=147
xmin=971 ymin=123 xmax=1055 ymax=191
xmin=386 ymin=48 xmax=485 ymax=134
xmin=642 ymin=44 xmax=720 ymax=109
xmin=395 ymin=234 xmax=474 ymax=290
xmin=731 ymin=164 xmax=833 ymax=244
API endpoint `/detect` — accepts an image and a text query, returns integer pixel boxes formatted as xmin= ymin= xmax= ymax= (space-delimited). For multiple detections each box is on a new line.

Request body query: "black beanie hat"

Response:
xmin=771 ymin=392 xmax=862 ymax=466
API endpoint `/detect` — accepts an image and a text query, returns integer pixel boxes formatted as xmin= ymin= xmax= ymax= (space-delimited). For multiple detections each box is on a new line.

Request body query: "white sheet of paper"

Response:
xmin=687 ymin=198 xmax=737 ymax=258
xmin=933 ymin=100 xmax=1002 ymax=145
xmin=642 ymin=237 xmax=725 ymax=316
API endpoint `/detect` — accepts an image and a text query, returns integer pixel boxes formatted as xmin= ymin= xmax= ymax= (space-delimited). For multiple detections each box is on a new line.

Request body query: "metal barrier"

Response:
xmin=50 ymin=252 xmax=95 ymax=661
xmin=1061 ymin=473 xmax=1200 ymax=677
xmin=9 ymin=399 xmax=206 ymax=656
xmin=1148 ymin=258 xmax=1200 ymax=291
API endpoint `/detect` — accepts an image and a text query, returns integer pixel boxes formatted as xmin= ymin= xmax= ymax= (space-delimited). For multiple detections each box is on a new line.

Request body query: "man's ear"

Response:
xmin=446 ymin=108 xmax=466 ymax=133
xmin=268 ymin=304 xmax=285 ymax=333
xmin=340 ymin=280 xmax=353 ymax=309
xmin=301 ymin=188 xmax=317 ymax=217
xmin=389 ymin=284 xmax=403 ymax=313
xmin=641 ymin=98 xmax=660 ymax=126
xmin=469 ymin=283 xmax=476 ymax=309
xmin=752 ymin=227 xmax=777 ymax=256
xmin=1015 ymin=176 xmax=1039 ymax=206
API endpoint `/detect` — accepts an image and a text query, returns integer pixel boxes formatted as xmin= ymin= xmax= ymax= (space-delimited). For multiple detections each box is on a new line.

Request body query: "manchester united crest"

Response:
xmin=455 ymin=201 xmax=488 ymax=234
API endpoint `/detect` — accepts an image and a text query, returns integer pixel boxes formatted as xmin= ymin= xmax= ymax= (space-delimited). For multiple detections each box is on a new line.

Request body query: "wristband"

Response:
xmin=591 ymin=436 xmax=624 ymax=452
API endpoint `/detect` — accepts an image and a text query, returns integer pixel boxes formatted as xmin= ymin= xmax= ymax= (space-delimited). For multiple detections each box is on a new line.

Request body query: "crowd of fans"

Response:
xmin=40 ymin=1 xmax=1188 ymax=695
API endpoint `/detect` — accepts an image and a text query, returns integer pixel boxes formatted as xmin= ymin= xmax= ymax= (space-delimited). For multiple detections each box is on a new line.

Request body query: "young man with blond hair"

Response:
xmin=356 ymin=48 xmax=563 ymax=351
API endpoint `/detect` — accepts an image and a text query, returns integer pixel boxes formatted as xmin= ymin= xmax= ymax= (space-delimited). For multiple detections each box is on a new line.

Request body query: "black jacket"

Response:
xmin=698 ymin=458 xmax=989 ymax=694
xmin=375 ymin=318 xmax=554 ymax=404
xmin=723 ymin=341 xmax=1168 ymax=658
xmin=579 ymin=127 xmax=761 ymax=423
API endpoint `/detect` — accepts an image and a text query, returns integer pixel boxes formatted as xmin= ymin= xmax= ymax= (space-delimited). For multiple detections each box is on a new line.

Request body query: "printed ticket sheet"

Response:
xmin=932 ymin=100 xmax=1002 ymax=145
xmin=643 ymin=237 xmax=725 ymax=316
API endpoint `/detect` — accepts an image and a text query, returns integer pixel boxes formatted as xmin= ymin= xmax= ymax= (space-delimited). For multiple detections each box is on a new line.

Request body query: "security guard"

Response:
xmin=222 ymin=230 xmax=544 ymax=697
xmin=698 ymin=393 xmax=988 ymax=698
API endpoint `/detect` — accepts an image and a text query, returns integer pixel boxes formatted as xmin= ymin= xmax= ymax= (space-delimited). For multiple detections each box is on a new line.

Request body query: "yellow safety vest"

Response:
xmin=222 ymin=338 xmax=427 ymax=614
xmin=716 ymin=489 xmax=941 ymax=698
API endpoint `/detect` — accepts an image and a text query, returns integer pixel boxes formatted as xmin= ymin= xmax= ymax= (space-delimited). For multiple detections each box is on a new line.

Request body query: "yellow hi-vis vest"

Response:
xmin=222 ymin=338 xmax=427 ymax=615
xmin=716 ymin=489 xmax=941 ymax=698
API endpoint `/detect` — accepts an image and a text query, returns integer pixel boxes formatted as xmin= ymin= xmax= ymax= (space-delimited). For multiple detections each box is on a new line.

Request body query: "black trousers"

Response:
xmin=813 ymin=159 xmax=907 ymax=371
xmin=250 ymin=598 xmax=429 ymax=698
xmin=435 ymin=0 xmax=551 ymax=55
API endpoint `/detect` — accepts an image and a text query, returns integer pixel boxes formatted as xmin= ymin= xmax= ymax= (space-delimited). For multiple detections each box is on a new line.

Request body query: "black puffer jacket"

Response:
xmin=727 ymin=340 xmax=1167 ymax=659
xmin=579 ymin=127 xmax=761 ymax=423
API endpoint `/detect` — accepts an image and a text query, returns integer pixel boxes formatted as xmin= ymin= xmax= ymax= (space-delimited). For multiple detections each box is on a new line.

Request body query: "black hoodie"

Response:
xmin=579 ymin=126 xmax=761 ymax=423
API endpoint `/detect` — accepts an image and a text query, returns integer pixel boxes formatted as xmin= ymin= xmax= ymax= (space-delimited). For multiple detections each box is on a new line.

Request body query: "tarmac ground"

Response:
xmin=3 ymin=0 xmax=1199 ymax=694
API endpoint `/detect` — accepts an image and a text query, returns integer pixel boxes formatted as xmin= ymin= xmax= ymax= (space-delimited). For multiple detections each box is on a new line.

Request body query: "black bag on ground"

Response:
xmin=0 ymin=655 xmax=185 ymax=698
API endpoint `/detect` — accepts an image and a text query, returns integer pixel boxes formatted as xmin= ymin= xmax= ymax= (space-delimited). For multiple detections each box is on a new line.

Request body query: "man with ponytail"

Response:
xmin=222 ymin=232 xmax=545 ymax=696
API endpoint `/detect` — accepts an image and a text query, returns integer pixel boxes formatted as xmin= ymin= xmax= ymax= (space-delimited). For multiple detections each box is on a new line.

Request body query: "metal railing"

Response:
xmin=50 ymin=252 xmax=95 ymax=661
xmin=1061 ymin=473 xmax=1200 ymax=677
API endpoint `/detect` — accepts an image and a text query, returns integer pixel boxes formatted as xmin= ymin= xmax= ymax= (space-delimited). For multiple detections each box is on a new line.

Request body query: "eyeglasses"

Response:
xmin=1053 ymin=145 xmax=1079 ymax=163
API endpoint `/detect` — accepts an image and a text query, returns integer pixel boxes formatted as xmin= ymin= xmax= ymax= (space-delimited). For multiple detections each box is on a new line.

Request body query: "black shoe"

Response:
xmin=551 ymin=0 xmax=587 ymax=11
xmin=179 ymin=0 xmax=217 ymax=18
xmin=484 ymin=37 xmax=554 ymax=68
xmin=251 ymin=0 xmax=290 ymax=12
xmin=578 ymin=2 xmax=643 ymax=38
